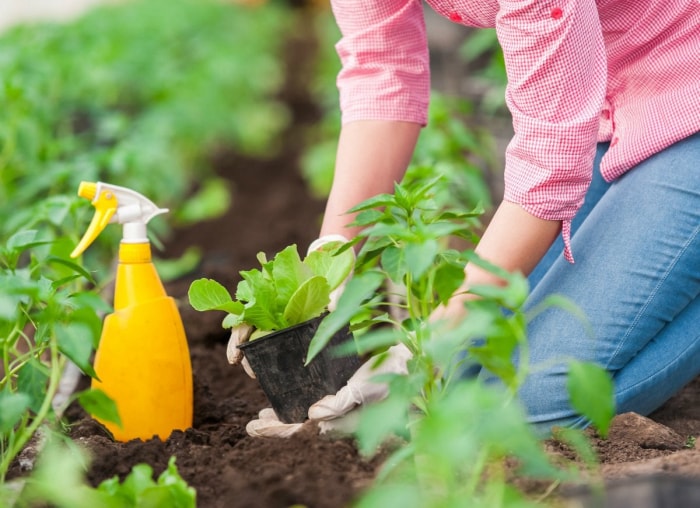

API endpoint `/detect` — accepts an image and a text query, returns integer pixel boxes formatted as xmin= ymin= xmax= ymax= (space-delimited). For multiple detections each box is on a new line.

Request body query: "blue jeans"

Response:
xmin=517 ymin=131 xmax=700 ymax=435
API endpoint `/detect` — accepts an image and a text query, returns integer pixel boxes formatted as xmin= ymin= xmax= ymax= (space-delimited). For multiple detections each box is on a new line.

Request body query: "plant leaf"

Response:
xmin=304 ymin=242 xmax=354 ymax=290
xmin=567 ymin=361 xmax=615 ymax=438
xmin=0 ymin=390 xmax=31 ymax=434
xmin=346 ymin=193 xmax=396 ymax=213
xmin=7 ymin=229 xmax=39 ymax=250
xmin=380 ymin=245 xmax=405 ymax=284
xmin=78 ymin=388 xmax=122 ymax=428
xmin=336 ymin=327 xmax=403 ymax=356
xmin=153 ymin=247 xmax=202 ymax=282
xmin=404 ymin=240 xmax=438 ymax=280
xmin=46 ymin=256 xmax=96 ymax=285
xmin=187 ymin=278 xmax=243 ymax=314
xmin=55 ymin=322 xmax=98 ymax=378
xmin=306 ymin=271 xmax=384 ymax=364
xmin=282 ymin=275 xmax=330 ymax=326
xmin=271 ymin=245 xmax=310 ymax=307
xmin=356 ymin=393 xmax=411 ymax=456
xmin=175 ymin=178 xmax=231 ymax=225
xmin=433 ymin=261 xmax=466 ymax=305
xmin=17 ymin=360 xmax=50 ymax=414
xmin=240 ymin=272 xmax=282 ymax=330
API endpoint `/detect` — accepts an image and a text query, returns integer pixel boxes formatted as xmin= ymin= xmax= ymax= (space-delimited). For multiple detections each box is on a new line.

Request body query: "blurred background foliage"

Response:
xmin=0 ymin=0 xmax=507 ymax=274
xmin=0 ymin=0 xmax=509 ymax=502
xmin=0 ymin=0 xmax=291 ymax=275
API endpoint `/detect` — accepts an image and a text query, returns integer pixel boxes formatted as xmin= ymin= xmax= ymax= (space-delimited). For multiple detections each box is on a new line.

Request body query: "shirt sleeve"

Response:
xmin=496 ymin=0 xmax=607 ymax=262
xmin=330 ymin=0 xmax=430 ymax=126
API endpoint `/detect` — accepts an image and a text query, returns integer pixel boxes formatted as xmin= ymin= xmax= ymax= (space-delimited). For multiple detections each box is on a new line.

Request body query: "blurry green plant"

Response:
xmin=0 ymin=0 xmax=292 ymax=274
xmin=0 ymin=229 xmax=120 ymax=483
xmin=458 ymin=28 xmax=508 ymax=114
xmin=306 ymin=175 xmax=614 ymax=506
xmin=4 ymin=433 xmax=194 ymax=508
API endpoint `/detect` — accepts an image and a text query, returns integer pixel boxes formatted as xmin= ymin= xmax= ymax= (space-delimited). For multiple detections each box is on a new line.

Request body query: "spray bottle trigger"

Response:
xmin=70 ymin=185 xmax=119 ymax=258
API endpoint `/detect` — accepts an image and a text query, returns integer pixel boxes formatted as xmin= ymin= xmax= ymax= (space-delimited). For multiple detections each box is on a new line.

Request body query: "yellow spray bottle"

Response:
xmin=71 ymin=181 xmax=193 ymax=442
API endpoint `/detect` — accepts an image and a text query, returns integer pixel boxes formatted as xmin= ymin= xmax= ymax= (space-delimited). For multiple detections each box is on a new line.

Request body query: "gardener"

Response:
xmin=235 ymin=0 xmax=700 ymax=437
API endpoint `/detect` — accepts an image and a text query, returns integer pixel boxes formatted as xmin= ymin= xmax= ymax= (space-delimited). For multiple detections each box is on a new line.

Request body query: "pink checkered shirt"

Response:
xmin=330 ymin=0 xmax=700 ymax=262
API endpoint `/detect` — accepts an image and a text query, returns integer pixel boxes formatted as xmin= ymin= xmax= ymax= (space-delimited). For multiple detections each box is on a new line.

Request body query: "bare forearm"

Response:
xmin=320 ymin=120 xmax=421 ymax=238
xmin=435 ymin=201 xmax=560 ymax=322
xmin=469 ymin=200 xmax=561 ymax=285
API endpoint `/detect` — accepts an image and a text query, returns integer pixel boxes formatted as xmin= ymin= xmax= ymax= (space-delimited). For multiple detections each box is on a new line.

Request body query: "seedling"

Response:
xmin=188 ymin=242 xmax=359 ymax=423
xmin=0 ymin=229 xmax=120 ymax=483
xmin=306 ymin=171 xmax=614 ymax=506
xmin=188 ymin=243 xmax=354 ymax=337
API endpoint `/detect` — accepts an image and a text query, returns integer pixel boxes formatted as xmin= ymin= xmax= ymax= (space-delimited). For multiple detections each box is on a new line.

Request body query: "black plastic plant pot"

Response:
xmin=238 ymin=314 xmax=361 ymax=424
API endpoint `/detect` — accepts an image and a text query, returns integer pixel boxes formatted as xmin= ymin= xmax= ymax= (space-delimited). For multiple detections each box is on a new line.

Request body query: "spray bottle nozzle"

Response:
xmin=71 ymin=181 xmax=168 ymax=259
xmin=77 ymin=182 xmax=98 ymax=201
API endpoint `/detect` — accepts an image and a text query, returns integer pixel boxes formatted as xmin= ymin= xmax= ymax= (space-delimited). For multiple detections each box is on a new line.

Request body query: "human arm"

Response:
xmin=436 ymin=0 xmax=608 ymax=321
xmin=497 ymin=0 xmax=607 ymax=262
xmin=322 ymin=0 xmax=429 ymax=236
xmin=434 ymin=200 xmax=561 ymax=322
xmin=320 ymin=120 xmax=422 ymax=239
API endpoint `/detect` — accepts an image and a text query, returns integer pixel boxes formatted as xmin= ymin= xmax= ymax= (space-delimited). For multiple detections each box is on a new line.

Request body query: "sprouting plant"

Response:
xmin=188 ymin=243 xmax=354 ymax=338
xmin=0 ymin=229 xmax=120 ymax=483
xmin=11 ymin=432 xmax=195 ymax=508
xmin=306 ymin=173 xmax=614 ymax=506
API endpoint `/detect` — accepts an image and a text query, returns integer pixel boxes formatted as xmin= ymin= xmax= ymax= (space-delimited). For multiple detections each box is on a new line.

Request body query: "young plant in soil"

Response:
xmin=14 ymin=436 xmax=195 ymax=508
xmin=0 ymin=229 xmax=120 ymax=487
xmin=307 ymin=172 xmax=614 ymax=506
xmin=188 ymin=242 xmax=359 ymax=422
xmin=0 ymin=226 xmax=197 ymax=505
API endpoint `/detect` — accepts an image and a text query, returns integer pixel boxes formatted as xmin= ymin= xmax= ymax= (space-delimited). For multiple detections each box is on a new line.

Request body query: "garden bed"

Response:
xmin=50 ymin=109 xmax=700 ymax=507
xmin=6 ymin=4 xmax=700 ymax=506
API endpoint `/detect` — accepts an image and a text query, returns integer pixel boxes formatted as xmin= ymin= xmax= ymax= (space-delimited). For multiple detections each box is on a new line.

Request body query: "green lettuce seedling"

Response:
xmin=188 ymin=243 xmax=353 ymax=338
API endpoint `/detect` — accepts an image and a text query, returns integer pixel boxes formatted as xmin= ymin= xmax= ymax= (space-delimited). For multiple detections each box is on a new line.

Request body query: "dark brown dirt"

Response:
xmin=56 ymin=114 xmax=700 ymax=506
xmin=10 ymin=13 xmax=700 ymax=508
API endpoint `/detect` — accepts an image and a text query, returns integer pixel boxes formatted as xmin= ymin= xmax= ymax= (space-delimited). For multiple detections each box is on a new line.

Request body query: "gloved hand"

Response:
xmin=226 ymin=323 xmax=256 ymax=378
xmin=246 ymin=343 xmax=412 ymax=438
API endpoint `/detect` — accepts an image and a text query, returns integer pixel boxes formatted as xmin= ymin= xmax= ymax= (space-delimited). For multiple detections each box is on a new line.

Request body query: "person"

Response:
xmin=235 ymin=0 xmax=700 ymax=437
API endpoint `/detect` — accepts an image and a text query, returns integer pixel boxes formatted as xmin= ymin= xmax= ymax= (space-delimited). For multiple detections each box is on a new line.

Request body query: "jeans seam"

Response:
xmin=606 ymin=222 xmax=700 ymax=371
xmin=613 ymin=326 xmax=700 ymax=402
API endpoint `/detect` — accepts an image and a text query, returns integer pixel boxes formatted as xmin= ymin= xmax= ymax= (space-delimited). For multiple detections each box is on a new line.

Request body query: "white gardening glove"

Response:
xmin=246 ymin=343 xmax=412 ymax=438
xmin=309 ymin=343 xmax=411 ymax=420
xmin=226 ymin=323 xmax=257 ymax=379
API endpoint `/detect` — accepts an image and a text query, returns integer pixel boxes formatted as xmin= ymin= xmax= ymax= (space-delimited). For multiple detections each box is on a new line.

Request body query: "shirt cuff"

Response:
xmin=562 ymin=219 xmax=574 ymax=263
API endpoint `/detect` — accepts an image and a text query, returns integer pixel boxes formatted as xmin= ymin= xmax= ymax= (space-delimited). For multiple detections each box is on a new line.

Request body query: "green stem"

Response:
xmin=3 ymin=343 xmax=50 ymax=387
xmin=463 ymin=445 xmax=490 ymax=498
xmin=1 ymin=324 xmax=23 ymax=387
xmin=0 ymin=335 xmax=65 ymax=482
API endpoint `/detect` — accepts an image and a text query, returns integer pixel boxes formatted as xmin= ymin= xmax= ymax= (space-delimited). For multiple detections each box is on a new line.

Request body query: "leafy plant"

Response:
xmin=0 ymin=229 xmax=120 ymax=483
xmin=96 ymin=456 xmax=196 ymax=508
xmin=305 ymin=175 xmax=614 ymax=505
xmin=0 ymin=0 xmax=294 ymax=275
xmin=188 ymin=243 xmax=354 ymax=337
xmin=458 ymin=28 xmax=508 ymax=114
xmin=12 ymin=434 xmax=194 ymax=508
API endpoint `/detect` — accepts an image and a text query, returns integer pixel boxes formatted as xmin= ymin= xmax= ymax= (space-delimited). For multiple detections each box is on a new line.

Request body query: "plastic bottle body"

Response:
xmin=91 ymin=243 xmax=193 ymax=441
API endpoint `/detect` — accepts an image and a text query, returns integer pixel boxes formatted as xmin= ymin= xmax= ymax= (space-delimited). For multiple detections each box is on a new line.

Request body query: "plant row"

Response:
xmin=1 ymin=0 xmax=296 ymax=504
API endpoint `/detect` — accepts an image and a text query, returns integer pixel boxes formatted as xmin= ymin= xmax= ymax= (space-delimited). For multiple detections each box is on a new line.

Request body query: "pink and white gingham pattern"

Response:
xmin=329 ymin=0 xmax=700 ymax=262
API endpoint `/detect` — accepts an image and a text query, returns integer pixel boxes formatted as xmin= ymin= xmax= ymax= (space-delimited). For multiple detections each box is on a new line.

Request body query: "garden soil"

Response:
xmin=10 ymin=12 xmax=700 ymax=508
